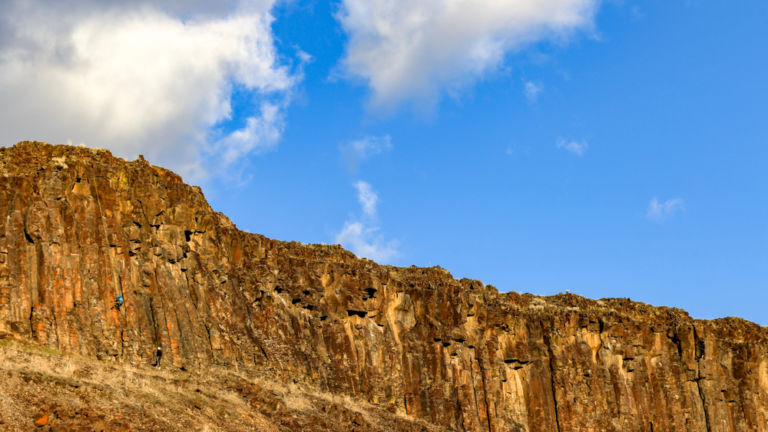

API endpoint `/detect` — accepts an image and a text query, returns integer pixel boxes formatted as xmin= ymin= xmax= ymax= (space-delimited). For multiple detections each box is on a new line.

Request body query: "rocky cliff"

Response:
xmin=0 ymin=141 xmax=766 ymax=431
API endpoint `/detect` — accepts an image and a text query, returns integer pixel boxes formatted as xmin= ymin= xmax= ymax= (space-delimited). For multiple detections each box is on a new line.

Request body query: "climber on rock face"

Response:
xmin=153 ymin=346 xmax=162 ymax=367
xmin=111 ymin=295 xmax=124 ymax=311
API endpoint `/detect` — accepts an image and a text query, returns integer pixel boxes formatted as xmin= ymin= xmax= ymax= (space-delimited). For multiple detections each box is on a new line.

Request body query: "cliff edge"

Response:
xmin=0 ymin=141 xmax=765 ymax=431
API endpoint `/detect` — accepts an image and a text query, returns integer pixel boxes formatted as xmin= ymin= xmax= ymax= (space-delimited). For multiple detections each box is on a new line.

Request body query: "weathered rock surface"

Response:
xmin=0 ymin=141 xmax=766 ymax=431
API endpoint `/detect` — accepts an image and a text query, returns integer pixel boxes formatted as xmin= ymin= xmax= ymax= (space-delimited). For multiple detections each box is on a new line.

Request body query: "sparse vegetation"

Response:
xmin=0 ymin=340 xmax=444 ymax=431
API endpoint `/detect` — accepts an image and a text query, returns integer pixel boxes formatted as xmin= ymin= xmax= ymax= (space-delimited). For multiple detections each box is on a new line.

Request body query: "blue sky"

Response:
xmin=0 ymin=1 xmax=766 ymax=324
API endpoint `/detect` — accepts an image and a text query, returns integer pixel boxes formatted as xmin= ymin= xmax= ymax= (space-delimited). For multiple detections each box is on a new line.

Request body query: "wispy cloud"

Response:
xmin=354 ymin=181 xmax=378 ymax=217
xmin=335 ymin=181 xmax=398 ymax=263
xmin=557 ymin=138 xmax=588 ymax=156
xmin=335 ymin=221 xmax=398 ymax=263
xmin=337 ymin=0 xmax=600 ymax=111
xmin=524 ymin=81 xmax=543 ymax=103
xmin=341 ymin=134 xmax=392 ymax=172
xmin=646 ymin=198 xmax=685 ymax=221
xmin=505 ymin=144 xmax=530 ymax=156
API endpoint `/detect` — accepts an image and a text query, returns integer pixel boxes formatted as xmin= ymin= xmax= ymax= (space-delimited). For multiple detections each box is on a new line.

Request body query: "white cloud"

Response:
xmin=211 ymin=102 xmax=284 ymax=166
xmin=335 ymin=181 xmax=398 ymax=263
xmin=341 ymin=134 xmax=392 ymax=171
xmin=647 ymin=198 xmax=685 ymax=221
xmin=524 ymin=81 xmax=543 ymax=102
xmin=556 ymin=138 xmax=588 ymax=156
xmin=337 ymin=0 xmax=600 ymax=110
xmin=354 ymin=180 xmax=378 ymax=217
xmin=335 ymin=221 xmax=398 ymax=263
xmin=0 ymin=0 xmax=297 ymax=180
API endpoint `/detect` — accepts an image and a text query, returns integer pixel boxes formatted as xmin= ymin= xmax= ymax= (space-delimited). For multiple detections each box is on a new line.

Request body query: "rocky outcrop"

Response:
xmin=0 ymin=141 xmax=766 ymax=431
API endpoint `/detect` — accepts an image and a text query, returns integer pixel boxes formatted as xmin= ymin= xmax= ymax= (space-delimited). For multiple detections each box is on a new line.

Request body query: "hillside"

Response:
xmin=0 ymin=141 xmax=766 ymax=431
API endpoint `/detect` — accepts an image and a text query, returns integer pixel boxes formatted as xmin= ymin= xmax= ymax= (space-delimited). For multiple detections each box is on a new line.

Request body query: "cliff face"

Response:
xmin=0 ymin=141 xmax=766 ymax=431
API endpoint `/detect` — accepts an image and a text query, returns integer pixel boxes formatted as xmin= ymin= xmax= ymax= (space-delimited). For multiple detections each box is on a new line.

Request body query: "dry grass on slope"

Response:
xmin=0 ymin=339 xmax=444 ymax=432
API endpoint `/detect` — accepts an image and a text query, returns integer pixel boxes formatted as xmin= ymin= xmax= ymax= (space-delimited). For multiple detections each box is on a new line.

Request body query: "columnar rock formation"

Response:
xmin=0 ymin=141 xmax=766 ymax=431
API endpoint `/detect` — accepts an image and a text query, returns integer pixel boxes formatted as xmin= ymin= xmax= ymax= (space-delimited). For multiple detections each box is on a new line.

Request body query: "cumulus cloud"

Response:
xmin=335 ymin=181 xmax=398 ymax=263
xmin=524 ymin=81 xmax=543 ymax=103
xmin=556 ymin=138 xmax=588 ymax=156
xmin=337 ymin=0 xmax=600 ymax=110
xmin=647 ymin=198 xmax=685 ymax=221
xmin=0 ymin=0 xmax=297 ymax=180
xmin=340 ymin=134 xmax=392 ymax=171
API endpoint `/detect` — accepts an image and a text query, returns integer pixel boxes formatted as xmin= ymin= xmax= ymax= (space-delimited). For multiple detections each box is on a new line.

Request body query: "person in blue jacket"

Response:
xmin=112 ymin=295 xmax=124 ymax=311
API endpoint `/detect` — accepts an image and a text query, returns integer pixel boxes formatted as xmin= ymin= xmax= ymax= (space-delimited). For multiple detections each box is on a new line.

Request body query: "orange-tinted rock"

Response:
xmin=34 ymin=413 xmax=49 ymax=427
xmin=1 ymin=141 xmax=766 ymax=431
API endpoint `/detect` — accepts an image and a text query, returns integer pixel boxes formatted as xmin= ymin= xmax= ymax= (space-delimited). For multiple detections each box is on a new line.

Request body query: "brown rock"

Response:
xmin=0 ymin=141 xmax=766 ymax=431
